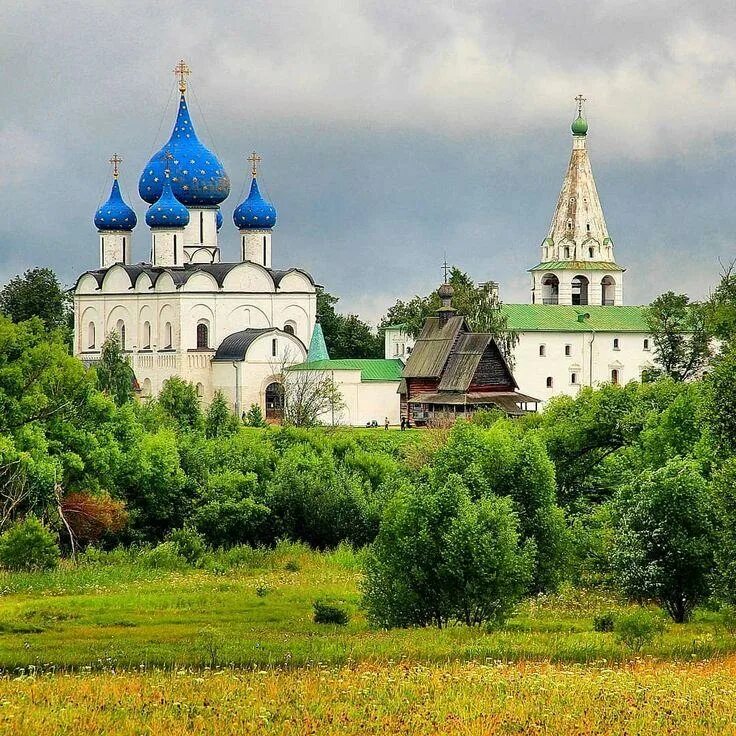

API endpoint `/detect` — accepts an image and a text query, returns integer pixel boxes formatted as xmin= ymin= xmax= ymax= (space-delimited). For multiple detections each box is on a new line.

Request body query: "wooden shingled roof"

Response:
xmin=402 ymin=315 xmax=468 ymax=378
xmin=437 ymin=333 xmax=517 ymax=392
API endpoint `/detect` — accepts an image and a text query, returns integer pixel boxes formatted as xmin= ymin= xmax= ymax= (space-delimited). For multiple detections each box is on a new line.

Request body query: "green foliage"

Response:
xmin=167 ymin=526 xmax=208 ymax=565
xmin=0 ymin=268 xmax=71 ymax=333
xmin=244 ymin=403 xmax=267 ymax=428
xmin=313 ymin=600 xmax=349 ymax=625
xmin=95 ymin=332 xmax=134 ymax=406
xmin=157 ymin=377 xmax=204 ymax=433
xmin=593 ymin=612 xmax=615 ymax=633
xmin=705 ymin=344 xmax=736 ymax=454
xmin=614 ymin=609 xmax=666 ymax=651
xmin=0 ymin=516 xmax=60 ymax=571
xmin=644 ymin=291 xmax=711 ymax=381
xmin=205 ymin=391 xmax=239 ymax=439
xmin=139 ymin=541 xmax=186 ymax=570
xmin=363 ymin=475 xmax=533 ymax=628
xmin=710 ymin=458 xmax=736 ymax=604
xmin=317 ymin=289 xmax=382 ymax=359
xmin=612 ymin=458 xmax=715 ymax=622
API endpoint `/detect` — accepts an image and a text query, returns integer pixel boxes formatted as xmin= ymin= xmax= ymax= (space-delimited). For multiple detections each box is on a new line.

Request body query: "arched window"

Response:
xmin=539 ymin=344 xmax=546 ymax=357
xmin=283 ymin=324 xmax=295 ymax=336
xmin=265 ymin=382 xmax=284 ymax=420
xmin=601 ymin=276 xmax=616 ymax=305
xmin=142 ymin=378 xmax=152 ymax=397
xmin=116 ymin=319 xmax=126 ymax=350
xmin=546 ymin=377 xmax=553 ymax=388
xmin=87 ymin=322 xmax=96 ymax=350
xmin=272 ymin=338 xmax=278 ymax=357
xmin=571 ymin=275 xmax=589 ymax=306
xmin=564 ymin=344 xmax=571 ymax=357
xmin=613 ymin=338 xmax=620 ymax=350
xmin=571 ymin=372 xmax=577 ymax=384
xmin=643 ymin=338 xmax=650 ymax=351
xmin=142 ymin=321 xmax=151 ymax=349
xmin=564 ymin=246 xmax=571 ymax=258
xmin=196 ymin=382 xmax=204 ymax=398
xmin=164 ymin=322 xmax=173 ymax=349
xmin=588 ymin=246 xmax=594 ymax=258
xmin=196 ymin=323 xmax=209 ymax=349
xmin=541 ymin=274 xmax=559 ymax=305
xmin=611 ymin=369 xmax=619 ymax=385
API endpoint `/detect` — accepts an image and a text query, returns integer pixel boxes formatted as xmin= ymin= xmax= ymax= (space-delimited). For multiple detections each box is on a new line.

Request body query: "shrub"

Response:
xmin=593 ymin=612 xmax=616 ymax=633
xmin=313 ymin=600 xmax=349 ymax=625
xmin=244 ymin=404 xmax=267 ymax=428
xmin=139 ymin=541 xmax=186 ymax=570
xmin=284 ymin=560 xmax=300 ymax=572
xmin=363 ymin=475 xmax=533 ymax=628
xmin=205 ymin=391 xmax=239 ymax=439
xmin=721 ymin=604 xmax=736 ymax=635
xmin=167 ymin=526 xmax=207 ymax=565
xmin=614 ymin=609 xmax=666 ymax=651
xmin=61 ymin=491 xmax=128 ymax=544
xmin=0 ymin=516 xmax=60 ymax=571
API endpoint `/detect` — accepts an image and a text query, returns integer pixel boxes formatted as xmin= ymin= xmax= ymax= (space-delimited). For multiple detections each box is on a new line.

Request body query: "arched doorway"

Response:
xmin=541 ymin=274 xmax=559 ymax=305
xmin=601 ymin=276 xmax=616 ymax=305
xmin=265 ymin=382 xmax=284 ymax=421
xmin=572 ymin=275 xmax=589 ymax=305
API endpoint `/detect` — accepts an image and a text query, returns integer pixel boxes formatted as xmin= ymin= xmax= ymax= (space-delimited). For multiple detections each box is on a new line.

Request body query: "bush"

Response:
xmin=614 ymin=609 xmax=666 ymax=651
xmin=244 ymin=404 xmax=267 ymax=428
xmin=139 ymin=541 xmax=186 ymax=570
xmin=0 ymin=516 xmax=60 ymax=571
xmin=721 ymin=604 xmax=736 ymax=635
xmin=313 ymin=600 xmax=349 ymax=625
xmin=167 ymin=526 xmax=207 ymax=565
xmin=593 ymin=612 xmax=616 ymax=633
xmin=363 ymin=475 xmax=533 ymax=628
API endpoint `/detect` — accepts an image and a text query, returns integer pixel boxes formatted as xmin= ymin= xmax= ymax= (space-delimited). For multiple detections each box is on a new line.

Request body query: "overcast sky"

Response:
xmin=1 ymin=0 xmax=735 ymax=322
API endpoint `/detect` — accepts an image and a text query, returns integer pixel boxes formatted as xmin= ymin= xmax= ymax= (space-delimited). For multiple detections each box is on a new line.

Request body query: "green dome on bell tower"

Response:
xmin=571 ymin=93 xmax=588 ymax=136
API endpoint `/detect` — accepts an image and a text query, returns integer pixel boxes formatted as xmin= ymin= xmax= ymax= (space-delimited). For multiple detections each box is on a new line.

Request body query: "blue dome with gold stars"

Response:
xmin=139 ymin=94 xmax=230 ymax=207
xmin=94 ymin=179 xmax=137 ymax=231
xmin=145 ymin=176 xmax=190 ymax=228
xmin=233 ymin=177 xmax=277 ymax=230
xmin=216 ymin=208 xmax=223 ymax=231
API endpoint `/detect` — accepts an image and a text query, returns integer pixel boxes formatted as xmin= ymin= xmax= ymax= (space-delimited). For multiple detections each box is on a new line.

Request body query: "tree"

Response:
xmin=0 ymin=516 xmax=60 ymax=571
xmin=362 ymin=474 xmax=533 ymax=628
xmin=244 ymin=403 xmax=267 ymax=428
xmin=644 ymin=291 xmax=711 ymax=381
xmin=704 ymin=344 xmax=736 ymax=454
xmin=705 ymin=260 xmax=736 ymax=342
xmin=60 ymin=491 xmax=128 ymax=545
xmin=317 ymin=289 xmax=382 ymax=359
xmin=378 ymin=267 xmax=518 ymax=364
xmin=205 ymin=391 xmax=239 ymax=439
xmin=158 ymin=377 xmax=204 ymax=433
xmin=281 ymin=356 xmax=346 ymax=426
xmin=612 ymin=458 xmax=715 ymax=623
xmin=0 ymin=268 xmax=71 ymax=332
xmin=710 ymin=458 xmax=736 ymax=605
xmin=95 ymin=332 xmax=134 ymax=406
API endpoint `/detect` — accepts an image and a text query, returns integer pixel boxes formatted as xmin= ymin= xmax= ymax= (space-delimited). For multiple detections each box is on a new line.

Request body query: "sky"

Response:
xmin=1 ymin=0 xmax=736 ymax=323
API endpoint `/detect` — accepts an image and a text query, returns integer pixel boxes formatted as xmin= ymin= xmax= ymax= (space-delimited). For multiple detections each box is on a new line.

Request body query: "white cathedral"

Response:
xmin=74 ymin=66 xmax=657 ymax=423
xmin=73 ymin=63 xmax=317 ymax=419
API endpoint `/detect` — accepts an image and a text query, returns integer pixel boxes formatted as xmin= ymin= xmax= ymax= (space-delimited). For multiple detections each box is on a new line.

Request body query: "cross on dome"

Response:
xmin=109 ymin=153 xmax=122 ymax=179
xmin=248 ymin=151 xmax=261 ymax=178
xmin=174 ymin=59 xmax=191 ymax=93
xmin=575 ymin=93 xmax=586 ymax=116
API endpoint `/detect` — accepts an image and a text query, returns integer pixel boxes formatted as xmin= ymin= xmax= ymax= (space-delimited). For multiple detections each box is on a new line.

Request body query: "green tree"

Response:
xmin=705 ymin=261 xmax=736 ymax=342
xmin=158 ymin=377 xmax=204 ymax=433
xmin=244 ymin=403 xmax=267 ymax=428
xmin=0 ymin=268 xmax=71 ymax=332
xmin=317 ymin=289 xmax=382 ymax=358
xmin=95 ymin=332 xmax=134 ymax=406
xmin=644 ymin=291 xmax=711 ymax=381
xmin=0 ymin=516 xmax=60 ymax=571
xmin=205 ymin=391 xmax=238 ymax=439
xmin=378 ymin=268 xmax=518 ymax=363
xmin=612 ymin=458 xmax=716 ymax=623
xmin=710 ymin=458 xmax=736 ymax=605
xmin=362 ymin=474 xmax=533 ymax=628
xmin=704 ymin=344 xmax=736 ymax=454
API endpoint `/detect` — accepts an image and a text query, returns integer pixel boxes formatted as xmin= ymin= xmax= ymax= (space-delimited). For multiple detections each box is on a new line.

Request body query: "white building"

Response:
xmin=73 ymin=64 xmax=316 ymax=418
xmin=385 ymin=99 xmax=656 ymax=404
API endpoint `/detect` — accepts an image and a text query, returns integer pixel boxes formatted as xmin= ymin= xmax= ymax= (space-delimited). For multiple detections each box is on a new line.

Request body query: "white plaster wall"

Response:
xmin=384 ymin=328 xmax=413 ymax=360
xmin=531 ymin=270 xmax=623 ymax=306
xmin=99 ymin=231 xmax=131 ymax=268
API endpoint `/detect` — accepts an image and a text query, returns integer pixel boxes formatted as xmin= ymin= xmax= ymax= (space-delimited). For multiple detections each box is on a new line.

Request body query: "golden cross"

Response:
xmin=109 ymin=153 xmax=122 ymax=179
xmin=575 ymin=93 xmax=586 ymax=116
xmin=248 ymin=151 xmax=261 ymax=177
xmin=174 ymin=59 xmax=191 ymax=93
xmin=442 ymin=255 xmax=450 ymax=283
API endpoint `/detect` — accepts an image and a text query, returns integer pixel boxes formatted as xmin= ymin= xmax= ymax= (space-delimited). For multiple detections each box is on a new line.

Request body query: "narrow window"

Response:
xmin=242 ymin=235 xmax=246 ymax=261
xmin=119 ymin=324 xmax=126 ymax=350
xmin=284 ymin=324 xmax=295 ymax=336
xmin=200 ymin=212 xmax=204 ymax=243
xmin=613 ymin=338 xmax=620 ymax=350
xmin=263 ymin=236 xmax=267 ymax=265
xmin=196 ymin=323 xmax=209 ymax=349
xmin=165 ymin=322 xmax=173 ymax=349
xmin=586 ymin=223 xmax=591 ymax=233
xmin=564 ymin=344 xmax=571 ymax=357
xmin=143 ymin=321 xmax=151 ymax=349
xmin=539 ymin=344 xmax=546 ymax=357
xmin=122 ymin=236 xmax=127 ymax=263
xmin=564 ymin=246 xmax=570 ymax=258
xmin=611 ymin=369 xmax=619 ymax=385
xmin=272 ymin=338 xmax=277 ymax=357
xmin=173 ymin=234 xmax=177 ymax=264
xmin=546 ymin=377 xmax=553 ymax=389
xmin=588 ymin=247 xmax=594 ymax=258
xmin=571 ymin=372 xmax=577 ymax=384
xmin=87 ymin=322 xmax=96 ymax=349
xmin=643 ymin=338 xmax=650 ymax=350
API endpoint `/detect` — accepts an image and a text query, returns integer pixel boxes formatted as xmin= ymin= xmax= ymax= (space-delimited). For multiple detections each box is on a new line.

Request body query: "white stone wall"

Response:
xmin=99 ymin=231 xmax=132 ymax=268
xmin=531 ymin=269 xmax=624 ymax=306
xmin=384 ymin=328 xmax=412 ymax=360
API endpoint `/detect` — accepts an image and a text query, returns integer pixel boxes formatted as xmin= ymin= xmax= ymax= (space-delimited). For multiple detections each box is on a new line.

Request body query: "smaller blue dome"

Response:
xmin=216 ymin=208 xmax=223 ymax=231
xmin=233 ymin=177 xmax=277 ymax=230
xmin=94 ymin=179 xmax=137 ymax=231
xmin=145 ymin=176 xmax=190 ymax=228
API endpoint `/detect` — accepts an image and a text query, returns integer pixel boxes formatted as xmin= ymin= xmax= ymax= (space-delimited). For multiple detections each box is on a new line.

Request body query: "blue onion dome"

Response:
xmin=94 ymin=179 xmax=137 ymax=231
xmin=145 ymin=175 xmax=190 ymax=228
xmin=216 ymin=208 xmax=223 ymax=231
xmin=139 ymin=94 xmax=230 ymax=207
xmin=233 ymin=177 xmax=277 ymax=230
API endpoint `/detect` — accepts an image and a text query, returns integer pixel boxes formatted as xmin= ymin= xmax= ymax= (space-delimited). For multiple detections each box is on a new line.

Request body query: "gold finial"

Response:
xmin=575 ymin=93 xmax=586 ymax=116
xmin=174 ymin=59 xmax=191 ymax=93
xmin=248 ymin=151 xmax=262 ymax=178
xmin=109 ymin=153 xmax=122 ymax=180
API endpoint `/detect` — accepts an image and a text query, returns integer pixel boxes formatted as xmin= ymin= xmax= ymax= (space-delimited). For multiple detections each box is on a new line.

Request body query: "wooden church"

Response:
xmin=400 ymin=283 xmax=538 ymax=425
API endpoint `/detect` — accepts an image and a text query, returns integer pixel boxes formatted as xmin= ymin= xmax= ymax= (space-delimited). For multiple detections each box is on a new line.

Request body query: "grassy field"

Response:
xmin=0 ymin=545 xmax=735 ymax=734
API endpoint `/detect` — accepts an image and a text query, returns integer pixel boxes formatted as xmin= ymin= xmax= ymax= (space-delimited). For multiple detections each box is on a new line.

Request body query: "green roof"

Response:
xmin=289 ymin=358 xmax=404 ymax=381
xmin=529 ymin=261 xmax=625 ymax=272
xmin=307 ymin=323 xmax=330 ymax=361
xmin=501 ymin=304 xmax=649 ymax=332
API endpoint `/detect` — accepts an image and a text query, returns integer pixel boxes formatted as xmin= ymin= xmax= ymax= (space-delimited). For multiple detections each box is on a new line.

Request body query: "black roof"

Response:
xmin=212 ymin=328 xmax=306 ymax=361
